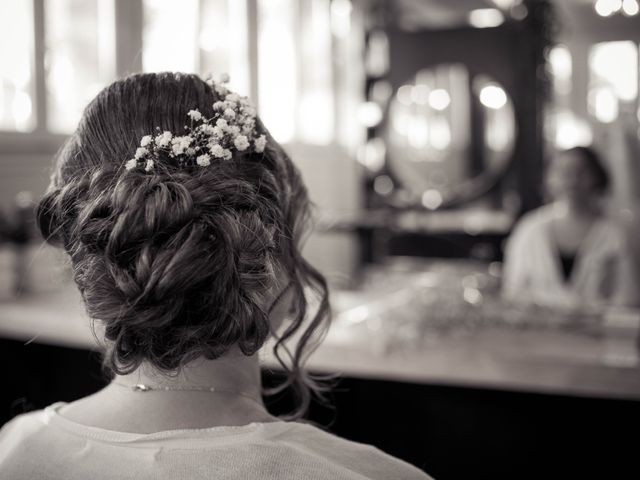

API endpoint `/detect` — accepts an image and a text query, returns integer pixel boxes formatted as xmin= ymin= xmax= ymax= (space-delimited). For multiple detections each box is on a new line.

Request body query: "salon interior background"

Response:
xmin=1 ymin=1 xmax=640 ymax=479
xmin=1 ymin=0 xmax=639 ymax=277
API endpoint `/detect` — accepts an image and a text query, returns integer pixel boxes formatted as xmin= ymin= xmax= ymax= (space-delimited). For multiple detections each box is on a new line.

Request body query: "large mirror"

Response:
xmin=386 ymin=63 xmax=516 ymax=209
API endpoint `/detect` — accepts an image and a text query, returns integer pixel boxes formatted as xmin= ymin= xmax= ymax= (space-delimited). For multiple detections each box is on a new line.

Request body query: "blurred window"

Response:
xmin=1 ymin=0 xmax=346 ymax=145
xmin=332 ymin=0 xmax=364 ymax=152
xmin=298 ymin=0 xmax=334 ymax=144
xmin=143 ymin=0 xmax=250 ymax=96
xmin=549 ymin=45 xmax=572 ymax=99
xmin=588 ymin=41 xmax=638 ymax=123
xmin=142 ymin=0 xmax=199 ymax=74
xmin=257 ymin=0 xmax=337 ymax=145
xmin=199 ymin=0 xmax=250 ymax=97
xmin=0 ymin=1 xmax=35 ymax=132
xmin=45 ymin=0 xmax=116 ymax=134
xmin=258 ymin=0 xmax=298 ymax=143
xmin=142 ymin=0 xmax=340 ymax=145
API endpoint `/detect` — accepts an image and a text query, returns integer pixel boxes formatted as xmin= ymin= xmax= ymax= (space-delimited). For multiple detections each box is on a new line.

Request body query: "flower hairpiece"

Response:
xmin=124 ymin=74 xmax=266 ymax=173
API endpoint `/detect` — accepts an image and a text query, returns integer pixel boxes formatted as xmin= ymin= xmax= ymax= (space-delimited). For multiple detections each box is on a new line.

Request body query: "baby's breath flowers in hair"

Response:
xmin=124 ymin=74 xmax=266 ymax=172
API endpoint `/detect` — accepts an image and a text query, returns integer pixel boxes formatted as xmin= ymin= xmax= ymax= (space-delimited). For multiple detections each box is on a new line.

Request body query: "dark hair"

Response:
xmin=36 ymin=72 xmax=334 ymax=420
xmin=560 ymin=146 xmax=610 ymax=193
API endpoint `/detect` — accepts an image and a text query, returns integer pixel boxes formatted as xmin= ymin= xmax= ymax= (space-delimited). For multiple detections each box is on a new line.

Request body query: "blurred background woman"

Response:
xmin=502 ymin=146 xmax=638 ymax=309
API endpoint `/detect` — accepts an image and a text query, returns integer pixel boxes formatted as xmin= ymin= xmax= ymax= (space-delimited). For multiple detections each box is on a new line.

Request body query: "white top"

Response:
xmin=0 ymin=402 xmax=432 ymax=480
xmin=502 ymin=205 xmax=638 ymax=308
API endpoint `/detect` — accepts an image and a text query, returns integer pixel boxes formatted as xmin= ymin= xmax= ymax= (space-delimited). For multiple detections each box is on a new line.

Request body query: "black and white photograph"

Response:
xmin=1 ymin=0 xmax=639 ymax=479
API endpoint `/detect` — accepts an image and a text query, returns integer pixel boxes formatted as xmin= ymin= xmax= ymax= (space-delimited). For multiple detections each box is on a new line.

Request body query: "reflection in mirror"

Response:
xmin=386 ymin=63 xmax=516 ymax=209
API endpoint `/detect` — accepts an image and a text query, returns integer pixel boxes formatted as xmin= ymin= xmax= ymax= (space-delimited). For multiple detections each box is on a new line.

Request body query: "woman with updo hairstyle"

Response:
xmin=502 ymin=146 xmax=638 ymax=309
xmin=0 ymin=73 xmax=431 ymax=479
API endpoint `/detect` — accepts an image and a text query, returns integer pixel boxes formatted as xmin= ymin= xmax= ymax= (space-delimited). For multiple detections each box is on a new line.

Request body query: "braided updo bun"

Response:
xmin=36 ymin=73 xmax=332 ymax=419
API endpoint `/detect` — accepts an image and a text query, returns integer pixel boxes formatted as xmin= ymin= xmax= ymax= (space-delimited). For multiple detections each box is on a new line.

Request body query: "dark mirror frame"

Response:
xmin=362 ymin=0 xmax=555 ymax=214
xmin=384 ymin=65 xmax=517 ymax=209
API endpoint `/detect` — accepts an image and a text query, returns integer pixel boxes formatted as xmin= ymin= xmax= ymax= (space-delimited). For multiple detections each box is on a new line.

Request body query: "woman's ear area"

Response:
xmin=262 ymin=261 xmax=295 ymax=332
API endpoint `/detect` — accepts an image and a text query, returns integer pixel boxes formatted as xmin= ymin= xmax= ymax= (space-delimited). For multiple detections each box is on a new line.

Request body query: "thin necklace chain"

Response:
xmin=111 ymin=381 xmax=265 ymax=409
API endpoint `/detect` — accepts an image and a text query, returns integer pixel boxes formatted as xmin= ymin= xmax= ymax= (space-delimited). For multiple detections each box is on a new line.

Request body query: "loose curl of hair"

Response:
xmin=36 ymin=72 xmax=335 ymax=420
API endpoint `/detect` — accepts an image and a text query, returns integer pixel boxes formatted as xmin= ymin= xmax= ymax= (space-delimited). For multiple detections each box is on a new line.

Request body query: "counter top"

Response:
xmin=1 ymin=261 xmax=640 ymax=401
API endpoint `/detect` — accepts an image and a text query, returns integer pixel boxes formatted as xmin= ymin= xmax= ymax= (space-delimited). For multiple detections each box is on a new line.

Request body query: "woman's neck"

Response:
xmin=58 ymin=346 xmax=281 ymax=433
xmin=115 ymin=345 xmax=263 ymax=394
xmin=553 ymin=199 xmax=599 ymax=219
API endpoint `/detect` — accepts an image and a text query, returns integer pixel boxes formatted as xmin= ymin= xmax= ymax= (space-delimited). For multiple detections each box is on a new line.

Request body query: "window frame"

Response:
xmin=0 ymin=0 xmax=360 ymax=155
xmin=0 ymin=0 xmax=143 ymax=154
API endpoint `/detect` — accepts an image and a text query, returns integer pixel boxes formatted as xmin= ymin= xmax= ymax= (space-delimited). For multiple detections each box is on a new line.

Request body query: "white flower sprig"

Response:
xmin=124 ymin=74 xmax=267 ymax=172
